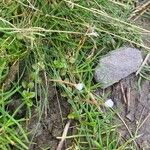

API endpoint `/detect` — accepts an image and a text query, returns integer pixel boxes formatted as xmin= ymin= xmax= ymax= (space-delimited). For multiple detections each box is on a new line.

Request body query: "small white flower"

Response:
xmin=87 ymin=32 xmax=99 ymax=37
xmin=75 ymin=83 xmax=84 ymax=91
xmin=87 ymin=25 xmax=99 ymax=37
xmin=66 ymin=1 xmax=74 ymax=9
xmin=104 ymin=99 xmax=114 ymax=108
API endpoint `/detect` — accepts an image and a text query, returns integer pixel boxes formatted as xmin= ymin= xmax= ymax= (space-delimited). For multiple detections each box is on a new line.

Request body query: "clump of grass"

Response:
xmin=0 ymin=0 xmax=149 ymax=149
xmin=0 ymin=87 xmax=29 ymax=149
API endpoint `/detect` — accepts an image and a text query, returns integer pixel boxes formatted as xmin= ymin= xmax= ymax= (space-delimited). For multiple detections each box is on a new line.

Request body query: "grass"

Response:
xmin=0 ymin=0 xmax=149 ymax=149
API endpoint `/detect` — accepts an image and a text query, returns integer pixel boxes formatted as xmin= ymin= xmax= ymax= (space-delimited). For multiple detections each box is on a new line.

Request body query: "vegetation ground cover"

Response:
xmin=0 ymin=0 xmax=149 ymax=149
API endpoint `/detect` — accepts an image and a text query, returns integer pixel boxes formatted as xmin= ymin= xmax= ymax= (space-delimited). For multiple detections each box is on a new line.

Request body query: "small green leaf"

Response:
xmin=54 ymin=59 xmax=67 ymax=69
xmin=22 ymin=81 xmax=27 ymax=89
xmin=27 ymin=82 xmax=34 ymax=89
xmin=68 ymin=112 xmax=78 ymax=120
xmin=27 ymin=92 xmax=35 ymax=99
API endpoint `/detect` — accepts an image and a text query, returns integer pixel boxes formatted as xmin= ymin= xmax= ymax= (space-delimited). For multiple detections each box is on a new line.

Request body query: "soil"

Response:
xmin=111 ymin=74 xmax=150 ymax=149
xmin=27 ymin=88 xmax=71 ymax=150
xmin=96 ymin=73 xmax=150 ymax=149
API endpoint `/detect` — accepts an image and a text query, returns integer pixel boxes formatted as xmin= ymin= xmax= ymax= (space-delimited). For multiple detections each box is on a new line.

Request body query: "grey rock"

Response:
xmin=94 ymin=47 xmax=142 ymax=89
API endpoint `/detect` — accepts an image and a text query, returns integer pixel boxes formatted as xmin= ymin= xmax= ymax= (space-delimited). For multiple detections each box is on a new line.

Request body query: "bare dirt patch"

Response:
xmin=27 ymin=89 xmax=71 ymax=150
xmin=111 ymin=74 xmax=150 ymax=149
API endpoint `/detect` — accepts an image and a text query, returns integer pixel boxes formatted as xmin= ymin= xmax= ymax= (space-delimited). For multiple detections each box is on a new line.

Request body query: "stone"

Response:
xmin=94 ymin=47 xmax=142 ymax=89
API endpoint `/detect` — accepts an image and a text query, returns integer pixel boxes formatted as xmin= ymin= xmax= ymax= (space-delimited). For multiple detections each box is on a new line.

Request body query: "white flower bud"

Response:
xmin=87 ymin=32 xmax=99 ymax=37
xmin=104 ymin=99 xmax=114 ymax=108
xmin=75 ymin=83 xmax=84 ymax=91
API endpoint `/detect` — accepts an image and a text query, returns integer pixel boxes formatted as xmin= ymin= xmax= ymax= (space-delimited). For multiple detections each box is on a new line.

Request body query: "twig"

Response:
xmin=44 ymin=71 xmax=48 ymax=117
xmin=56 ymin=120 xmax=71 ymax=150
xmin=136 ymin=53 xmax=150 ymax=75
xmin=129 ymin=1 xmax=150 ymax=21
xmin=120 ymin=83 xmax=127 ymax=104
xmin=126 ymin=87 xmax=131 ymax=113
xmin=135 ymin=107 xmax=145 ymax=136
xmin=117 ymin=113 xmax=139 ymax=149
xmin=55 ymin=87 xmax=66 ymax=146
xmin=57 ymin=134 xmax=93 ymax=139
xmin=138 ymin=112 xmax=150 ymax=131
